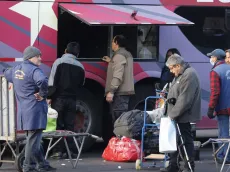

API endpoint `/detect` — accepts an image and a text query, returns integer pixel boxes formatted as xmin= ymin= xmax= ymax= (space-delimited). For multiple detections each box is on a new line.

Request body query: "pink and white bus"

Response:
xmin=0 ymin=0 xmax=228 ymax=149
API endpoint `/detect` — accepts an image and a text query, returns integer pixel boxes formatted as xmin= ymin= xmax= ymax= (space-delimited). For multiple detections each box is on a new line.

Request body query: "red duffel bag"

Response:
xmin=102 ymin=136 xmax=141 ymax=162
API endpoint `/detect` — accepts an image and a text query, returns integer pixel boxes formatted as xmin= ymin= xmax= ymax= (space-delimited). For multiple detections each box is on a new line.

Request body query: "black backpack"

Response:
xmin=113 ymin=109 xmax=152 ymax=140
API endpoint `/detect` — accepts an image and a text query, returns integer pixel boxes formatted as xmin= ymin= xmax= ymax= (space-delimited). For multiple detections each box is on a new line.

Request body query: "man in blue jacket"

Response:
xmin=207 ymin=49 xmax=230 ymax=164
xmin=4 ymin=46 xmax=55 ymax=172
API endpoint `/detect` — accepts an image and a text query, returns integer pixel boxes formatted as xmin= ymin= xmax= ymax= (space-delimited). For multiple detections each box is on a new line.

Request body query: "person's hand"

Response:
xmin=207 ymin=107 xmax=215 ymax=119
xmin=46 ymin=99 xmax=52 ymax=105
xmin=106 ymin=92 xmax=114 ymax=103
xmin=102 ymin=56 xmax=111 ymax=63
xmin=34 ymin=93 xmax=44 ymax=101
xmin=159 ymin=92 xmax=166 ymax=97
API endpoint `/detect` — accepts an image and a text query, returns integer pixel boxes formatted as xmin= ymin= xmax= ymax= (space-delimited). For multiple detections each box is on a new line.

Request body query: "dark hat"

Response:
xmin=23 ymin=46 xmax=41 ymax=61
xmin=207 ymin=49 xmax=225 ymax=60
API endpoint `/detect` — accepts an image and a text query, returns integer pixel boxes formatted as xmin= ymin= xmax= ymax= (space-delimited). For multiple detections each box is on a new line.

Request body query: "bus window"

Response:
xmin=137 ymin=25 xmax=158 ymax=59
xmin=175 ymin=7 xmax=230 ymax=56
xmin=58 ymin=8 xmax=158 ymax=60
xmin=58 ymin=10 xmax=109 ymax=59
xmin=113 ymin=25 xmax=158 ymax=60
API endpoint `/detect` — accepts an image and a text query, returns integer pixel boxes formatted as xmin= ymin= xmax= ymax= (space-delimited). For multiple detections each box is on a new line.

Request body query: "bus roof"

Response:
xmin=14 ymin=0 xmax=230 ymax=7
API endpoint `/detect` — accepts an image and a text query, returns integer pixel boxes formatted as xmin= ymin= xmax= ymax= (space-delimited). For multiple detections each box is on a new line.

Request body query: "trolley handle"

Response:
xmin=143 ymin=96 xmax=166 ymax=123
xmin=156 ymin=89 xmax=168 ymax=94
xmin=144 ymin=96 xmax=167 ymax=110
xmin=201 ymin=138 xmax=212 ymax=147
xmin=90 ymin=134 xmax=100 ymax=140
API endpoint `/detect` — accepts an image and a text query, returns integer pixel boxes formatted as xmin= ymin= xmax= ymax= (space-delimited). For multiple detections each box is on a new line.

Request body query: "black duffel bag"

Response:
xmin=113 ymin=109 xmax=152 ymax=140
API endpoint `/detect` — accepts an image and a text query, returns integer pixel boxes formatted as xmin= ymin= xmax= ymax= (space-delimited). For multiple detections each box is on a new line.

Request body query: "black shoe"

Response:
xmin=216 ymin=158 xmax=230 ymax=164
xmin=23 ymin=169 xmax=39 ymax=172
xmin=50 ymin=152 xmax=63 ymax=159
xmin=38 ymin=165 xmax=56 ymax=172
xmin=160 ymin=167 xmax=168 ymax=172
xmin=179 ymin=160 xmax=195 ymax=172
xmin=182 ymin=168 xmax=194 ymax=172
xmin=160 ymin=165 xmax=179 ymax=172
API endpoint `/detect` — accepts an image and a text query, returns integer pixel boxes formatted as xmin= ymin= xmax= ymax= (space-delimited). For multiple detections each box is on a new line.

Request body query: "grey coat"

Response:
xmin=167 ymin=63 xmax=202 ymax=123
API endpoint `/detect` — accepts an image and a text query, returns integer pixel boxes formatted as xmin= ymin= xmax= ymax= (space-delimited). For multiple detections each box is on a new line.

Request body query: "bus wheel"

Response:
xmin=129 ymin=83 xmax=156 ymax=111
xmin=74 ymin=88 xmax=102 ymax=151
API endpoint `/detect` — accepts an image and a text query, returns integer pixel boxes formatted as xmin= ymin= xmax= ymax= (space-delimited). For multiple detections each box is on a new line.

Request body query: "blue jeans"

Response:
xmin=23 ymin=130 xmax=50 ymax=172
xmin=217 ymin=115 xmax=230 ymax=161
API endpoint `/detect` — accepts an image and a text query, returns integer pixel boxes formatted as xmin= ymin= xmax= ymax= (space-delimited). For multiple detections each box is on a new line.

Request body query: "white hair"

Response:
xmin=166 ymin=54 xmax=185 ymax=67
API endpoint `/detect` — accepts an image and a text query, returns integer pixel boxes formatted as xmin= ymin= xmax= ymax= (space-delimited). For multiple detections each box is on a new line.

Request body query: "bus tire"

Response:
xmin=74 ymin=88 xmax=102 ymax=151
xmin=101 ymin=100 xmax=113 ymax=145
xmin=15 ymin=152 xmax=25 ymax=172
xmin=129 ymin=83 xmax=156 ymax=111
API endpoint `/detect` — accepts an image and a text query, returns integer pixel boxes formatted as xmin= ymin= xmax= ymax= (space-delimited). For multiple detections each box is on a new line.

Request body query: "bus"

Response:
xmin=1 ymin=0 xmax=228 ymax=150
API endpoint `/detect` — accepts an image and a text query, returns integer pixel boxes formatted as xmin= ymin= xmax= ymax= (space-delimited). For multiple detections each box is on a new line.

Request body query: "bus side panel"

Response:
xmin=159 ymin=25 xmax=217 ymax=130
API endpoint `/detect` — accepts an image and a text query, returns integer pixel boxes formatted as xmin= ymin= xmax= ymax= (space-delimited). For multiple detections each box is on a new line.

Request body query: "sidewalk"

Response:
xmin=1 ymin=146 xmax=229 ymax=172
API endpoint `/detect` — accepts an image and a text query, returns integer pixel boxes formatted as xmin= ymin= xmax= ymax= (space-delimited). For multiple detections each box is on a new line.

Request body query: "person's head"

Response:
xmin=65 ymin=42 xmax=80 ymax=57
xmin=23 ymin=46 xmax=42 ymax=66
xmin=112 ymin=35 xmax=127 ymax=52
xmin=165 ymin=48 xmax=181 ymax=63
xmin=225 ymin=49 xmax=230 ymax=64
xmin=166 ymin=54 xmax=185 ymax=77
xmin=207 ymin=49 xmax=225 ymax=66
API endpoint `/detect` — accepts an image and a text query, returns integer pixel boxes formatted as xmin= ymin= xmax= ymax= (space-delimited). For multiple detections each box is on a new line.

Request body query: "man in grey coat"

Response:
xmin=162 ymin=54 xmax=201 ymax=172
xmin=104 ymin=35 xmax=135 ymax=123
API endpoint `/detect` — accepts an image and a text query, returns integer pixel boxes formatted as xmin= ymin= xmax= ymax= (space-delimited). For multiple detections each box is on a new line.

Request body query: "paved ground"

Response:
xmin=0 ymin=141 xmax=229 ymax=172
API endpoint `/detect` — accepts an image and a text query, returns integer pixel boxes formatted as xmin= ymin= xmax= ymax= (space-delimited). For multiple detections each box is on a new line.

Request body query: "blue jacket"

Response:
xmin=4 ymin=60 xmax=48 ymax=130
xmin=212 ymin=63 xmax=230 ymax=112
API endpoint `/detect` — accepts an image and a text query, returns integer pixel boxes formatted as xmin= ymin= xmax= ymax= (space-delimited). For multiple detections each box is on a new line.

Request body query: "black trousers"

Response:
xmin=51 ymin=97 xmax=76 ymax=152
xmin=170 ymin=123 xmax=195 ymax=169
xmin=110 ymin=95 xmax=130 ymax=124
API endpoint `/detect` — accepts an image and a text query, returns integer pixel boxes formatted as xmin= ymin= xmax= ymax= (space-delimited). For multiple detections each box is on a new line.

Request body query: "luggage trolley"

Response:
xmin=135 ymin=91 xmax=194 ymax=172
xmin=0 ymin=76 xmax=99 ymax=172
xmin=135 ymin=93 xmax=168 ymax=170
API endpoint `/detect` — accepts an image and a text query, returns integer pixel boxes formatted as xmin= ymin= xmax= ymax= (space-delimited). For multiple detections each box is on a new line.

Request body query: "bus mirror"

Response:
xmin=225 ymin=9 xmax=230 ymax=31
xmin=203 ymin=28 xmax=225 ymax=36
xmin=203 ymin=17 xmax=226 ymax=36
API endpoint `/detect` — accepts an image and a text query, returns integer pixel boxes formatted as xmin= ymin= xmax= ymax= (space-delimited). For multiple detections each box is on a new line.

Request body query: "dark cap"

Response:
xmin=207 ymin=49 xmax=225 ymax=60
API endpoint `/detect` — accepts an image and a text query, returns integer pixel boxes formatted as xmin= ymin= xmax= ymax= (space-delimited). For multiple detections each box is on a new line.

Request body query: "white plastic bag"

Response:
xmin=43 ymin=106 xmax=58 ymax=132
xmin=147 ymin=108 xmax=165 ymax=123
xmin=147 ymin=98 xmax=165 ymax=124
xmin=159 ymin=117 xmax=177 ymax=153
xmin=47 ymin=106 xmax=58 ymax=119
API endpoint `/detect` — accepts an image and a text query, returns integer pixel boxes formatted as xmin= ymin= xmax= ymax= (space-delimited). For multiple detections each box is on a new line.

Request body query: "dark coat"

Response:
xmin=159 ymin=65 xmax=174 ymax=89
xmin=4 ymin=60 xmax=48 ymax=130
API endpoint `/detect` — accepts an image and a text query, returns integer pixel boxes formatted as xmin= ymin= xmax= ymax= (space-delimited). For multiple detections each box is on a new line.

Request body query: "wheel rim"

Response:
xmin=74 ymin=100 xmax=92 ymax=133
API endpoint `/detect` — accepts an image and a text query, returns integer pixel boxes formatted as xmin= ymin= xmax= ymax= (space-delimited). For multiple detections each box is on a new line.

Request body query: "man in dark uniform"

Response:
xmin=4 ymin=46 xmax=55 ymax=172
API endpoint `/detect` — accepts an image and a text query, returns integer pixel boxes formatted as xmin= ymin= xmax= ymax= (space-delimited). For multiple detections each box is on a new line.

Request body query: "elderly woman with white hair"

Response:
xmin=161 ymin=54 xmax=201 ymax=172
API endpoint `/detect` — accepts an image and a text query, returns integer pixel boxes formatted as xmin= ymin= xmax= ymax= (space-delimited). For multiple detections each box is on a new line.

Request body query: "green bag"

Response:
xmin=43 ymin=106 xmax=58 ymax=133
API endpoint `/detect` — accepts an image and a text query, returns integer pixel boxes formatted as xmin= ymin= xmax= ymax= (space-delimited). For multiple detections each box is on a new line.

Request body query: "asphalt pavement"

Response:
xmin=0 ymin=141 xmax=229 ymax=172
